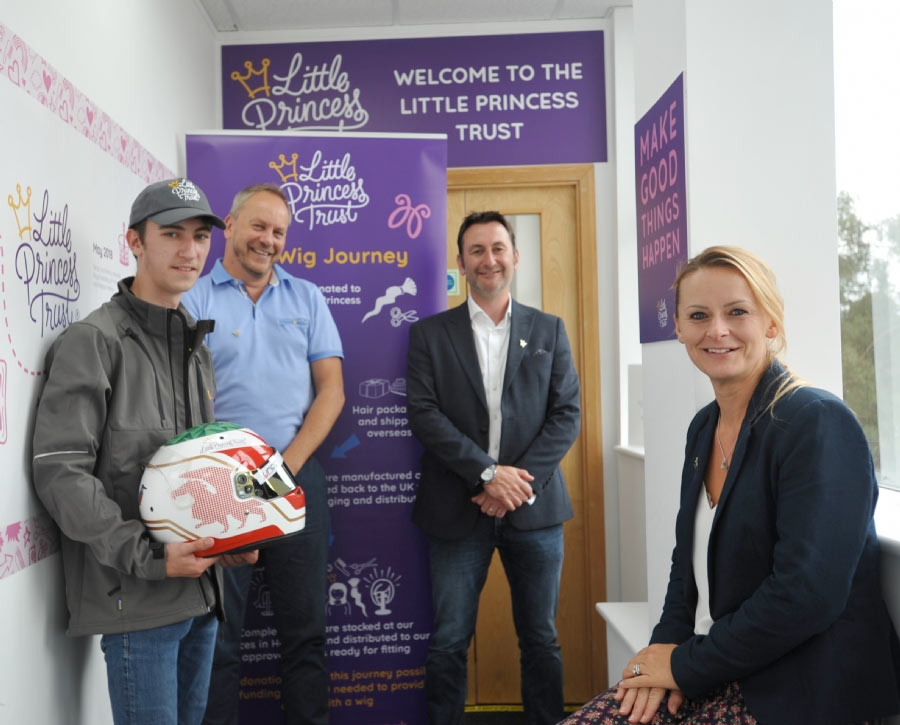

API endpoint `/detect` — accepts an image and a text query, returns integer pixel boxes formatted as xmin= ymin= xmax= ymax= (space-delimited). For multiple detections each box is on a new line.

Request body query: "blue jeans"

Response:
xmin=101 ymin=613 xmax=218 ymax=725
xmin=425 ymin=519 xmax=565 ymax=725
xmin=203 ymin=456 xmax=330 ymax=725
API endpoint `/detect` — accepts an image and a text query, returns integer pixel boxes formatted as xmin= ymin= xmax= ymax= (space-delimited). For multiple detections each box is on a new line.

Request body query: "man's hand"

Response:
xmin=221 ymin=550 xmax=259 ymax=567
xmin=165 ymin=538 xmax=219 ymax=577
xmin=472 ymin=491 xmax=511 ymax=518
xmin=471 ymin=465 xmax=534 ymax=515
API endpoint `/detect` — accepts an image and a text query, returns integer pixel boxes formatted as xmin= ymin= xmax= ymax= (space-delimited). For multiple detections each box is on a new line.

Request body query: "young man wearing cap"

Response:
xmin=32 ymin=179 xmax=255 ymax=724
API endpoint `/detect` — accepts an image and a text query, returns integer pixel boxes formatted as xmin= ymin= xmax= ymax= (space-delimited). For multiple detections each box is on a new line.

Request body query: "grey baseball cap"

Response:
xmin=129 ymin=178 xmax=226 ymax=229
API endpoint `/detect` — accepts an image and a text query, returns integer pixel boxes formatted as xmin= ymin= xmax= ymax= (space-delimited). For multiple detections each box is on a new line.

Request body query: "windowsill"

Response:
xmin=876 ymin=486 xmax=900 ymax=557
xmin=614 ymin=444 xmax=645 ymax=460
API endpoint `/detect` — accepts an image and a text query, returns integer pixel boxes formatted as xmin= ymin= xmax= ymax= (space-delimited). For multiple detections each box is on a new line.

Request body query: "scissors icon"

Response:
xmin=390 ymin=307 xmax=419 ymax=327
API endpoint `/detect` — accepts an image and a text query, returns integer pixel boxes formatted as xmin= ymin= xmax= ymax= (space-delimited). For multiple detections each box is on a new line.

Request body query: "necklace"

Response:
xmin=715 ymin=418 xmax=732 ymax=470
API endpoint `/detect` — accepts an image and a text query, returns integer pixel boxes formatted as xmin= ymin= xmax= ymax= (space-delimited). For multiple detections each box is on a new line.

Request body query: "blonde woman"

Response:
xmin=563 ymin=246 xmax=900 ymax=725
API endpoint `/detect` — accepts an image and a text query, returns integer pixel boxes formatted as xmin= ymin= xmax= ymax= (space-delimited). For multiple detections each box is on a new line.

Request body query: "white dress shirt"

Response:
xmin=467 ymin=295 xmax=511 ymax=460
xmin=692 ymin=486 xmax=716 ymax=635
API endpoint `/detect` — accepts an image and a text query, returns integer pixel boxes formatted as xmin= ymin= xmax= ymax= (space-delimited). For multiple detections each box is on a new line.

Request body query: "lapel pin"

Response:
xmin=693 ymin=457 xmax=699 ymax=469
xmin=520 ymin=339 xmax=527 ymax=348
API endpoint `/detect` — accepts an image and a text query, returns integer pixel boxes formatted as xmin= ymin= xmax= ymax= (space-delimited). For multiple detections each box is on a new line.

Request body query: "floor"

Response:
xmin=465 ymin=712 xmax=527 ymax=724
xmin=464 ymin=709 xmax=579 ymax=723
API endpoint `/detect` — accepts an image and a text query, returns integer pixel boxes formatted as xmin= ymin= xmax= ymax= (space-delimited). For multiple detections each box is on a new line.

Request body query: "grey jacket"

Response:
xmin=32 ymin=279 xmax=221 ymax=636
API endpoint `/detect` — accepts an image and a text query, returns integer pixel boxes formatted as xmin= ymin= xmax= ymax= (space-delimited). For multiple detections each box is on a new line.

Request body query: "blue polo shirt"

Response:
xmin=183 ymin=259 xmax=343 ymax=453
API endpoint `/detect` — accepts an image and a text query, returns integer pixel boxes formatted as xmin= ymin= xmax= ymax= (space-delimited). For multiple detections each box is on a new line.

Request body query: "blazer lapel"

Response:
xmin=445 ymin=303 xmax=488 ymax=411
xmin=688 ymin=410 xmax=715 ymax=520
xmin=714 ymin=364 xmax=778 ymax=519
xmin=714 ymin=413 xmax=752 ymax=521
xmin=503 ymin=300 xmax=534 ymax=394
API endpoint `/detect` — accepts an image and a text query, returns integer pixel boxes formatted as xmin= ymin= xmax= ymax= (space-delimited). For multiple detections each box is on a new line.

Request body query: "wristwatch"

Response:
xmin=480 ymin=464 xmax=497 ymax=484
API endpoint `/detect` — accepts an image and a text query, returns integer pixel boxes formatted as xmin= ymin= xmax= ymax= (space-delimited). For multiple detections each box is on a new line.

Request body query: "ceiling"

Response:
xmin=197 ymin=0 xmax=631 ymax=33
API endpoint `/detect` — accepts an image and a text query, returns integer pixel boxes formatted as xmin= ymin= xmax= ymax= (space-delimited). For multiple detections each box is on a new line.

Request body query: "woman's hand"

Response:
xmin=614 ymin=685 xmax=668 ymax=723
xmin=620 ymin=643 xmax=679 ymax=691
xmin=614 ymin=643 xmax=682 ymax=722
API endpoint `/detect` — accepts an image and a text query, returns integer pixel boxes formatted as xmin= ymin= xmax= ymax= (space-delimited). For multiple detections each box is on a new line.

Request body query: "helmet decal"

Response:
xmin=171 ymin=466 xmax=266 ymax=532
xmin=140 ymin=423 xmax=306 ymax=556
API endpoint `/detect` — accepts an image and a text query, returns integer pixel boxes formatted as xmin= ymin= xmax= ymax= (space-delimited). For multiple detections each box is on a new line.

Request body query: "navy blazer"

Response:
xmin=652 ymin=362 xmax=900 ymax=724
xmin=406 ymin=299 xmax=581 ymax=539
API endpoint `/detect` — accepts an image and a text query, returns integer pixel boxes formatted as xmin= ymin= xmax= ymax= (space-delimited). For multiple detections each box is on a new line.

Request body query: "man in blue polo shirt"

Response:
xmin=184 ymin=183 xmax=345 ymax=725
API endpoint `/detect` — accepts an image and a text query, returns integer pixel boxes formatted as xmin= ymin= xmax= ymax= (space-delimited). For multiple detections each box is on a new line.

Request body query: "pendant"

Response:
xmin=720 ymin=458 xmax=729 ymax=471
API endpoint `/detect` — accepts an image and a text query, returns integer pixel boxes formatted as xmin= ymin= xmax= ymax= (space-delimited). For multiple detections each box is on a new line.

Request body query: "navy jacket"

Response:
xmin=406 ymin=300 xmax=581 ymax=539
xmin=652 ymin=362 xmax=900 ymax=724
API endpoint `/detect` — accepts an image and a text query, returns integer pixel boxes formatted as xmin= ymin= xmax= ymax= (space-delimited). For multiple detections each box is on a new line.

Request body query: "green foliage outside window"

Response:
xmin=837 ymin=190 xmax=900 ymax=475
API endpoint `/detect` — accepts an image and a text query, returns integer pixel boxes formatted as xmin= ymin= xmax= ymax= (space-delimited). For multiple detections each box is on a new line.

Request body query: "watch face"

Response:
xmin=481 ymin=465 xmax=495 ymax=482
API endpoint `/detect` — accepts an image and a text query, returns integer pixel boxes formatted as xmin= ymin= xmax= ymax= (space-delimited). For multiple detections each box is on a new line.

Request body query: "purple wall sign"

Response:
xmin=635 ymin=73 xmax=688 ymax=343
xmin=187 ymin=132 xmax=446 ymax=724
xmin=221 ymin=31 xmax=606 ymax=168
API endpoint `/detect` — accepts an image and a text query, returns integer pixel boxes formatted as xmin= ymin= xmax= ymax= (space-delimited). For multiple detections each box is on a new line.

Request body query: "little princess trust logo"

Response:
xmin=2 ymin=183 xmax=82 ymax=374
xmin=656 ymin=297 xmax=668 ymax=328
xmin=270 ymin=150 xmax=370 ymax=230
xmin=232 ymin=53 xmax=370 ymax=132
xmin=168 ymin=178 xmax=201 ymax=202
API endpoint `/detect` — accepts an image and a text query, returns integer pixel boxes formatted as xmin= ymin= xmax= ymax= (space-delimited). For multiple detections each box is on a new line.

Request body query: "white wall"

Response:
xmin=634 ymin=0 xmax=840 ymax=628
xmin=0 ymin=3 xmax=217 ymax=722
xmin=3 ymin=1 xmax=218 ymax=172
xmin=631 ymin=0 xmax=843 ymax=663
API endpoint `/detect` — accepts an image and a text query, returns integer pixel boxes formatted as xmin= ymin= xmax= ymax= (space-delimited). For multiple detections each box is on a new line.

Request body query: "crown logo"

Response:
xmin=269 ymin=153 xmax=299 ymax=183
xmin=231 ymin=59 xmax=271 ymax=99
xmin=7 ymin=184 xmax=32 ymax=241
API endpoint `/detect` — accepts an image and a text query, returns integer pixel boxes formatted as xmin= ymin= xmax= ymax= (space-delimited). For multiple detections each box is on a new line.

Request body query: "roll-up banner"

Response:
xmin=187 ymin=131 xmax=447 ymax=723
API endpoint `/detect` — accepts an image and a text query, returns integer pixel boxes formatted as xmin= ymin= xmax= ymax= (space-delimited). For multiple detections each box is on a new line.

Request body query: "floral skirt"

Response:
xmin=559 ymin=682 xmax=757 ymax=724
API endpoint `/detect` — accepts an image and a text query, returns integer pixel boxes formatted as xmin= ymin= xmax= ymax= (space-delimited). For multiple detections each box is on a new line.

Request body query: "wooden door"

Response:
xmin=446 ymin=165 xmax=606 ymax=710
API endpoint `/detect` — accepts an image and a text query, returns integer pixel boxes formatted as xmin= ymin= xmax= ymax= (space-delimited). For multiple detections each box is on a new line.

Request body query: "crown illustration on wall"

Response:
xmin=7 ymin=184 xmax=32 ymax=241
xmin=231 ymin=59 xmax=271 ymax=99
xmin=269 ymin=153 xmax=299 ymax=183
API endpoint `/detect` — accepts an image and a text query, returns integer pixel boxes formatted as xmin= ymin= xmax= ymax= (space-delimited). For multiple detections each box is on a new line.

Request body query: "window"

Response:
xmin=835 ymin=1 xmax=900 ymax=490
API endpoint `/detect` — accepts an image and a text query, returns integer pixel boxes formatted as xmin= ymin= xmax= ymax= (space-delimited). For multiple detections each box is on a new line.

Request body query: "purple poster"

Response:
xmin=221 ymin=31 xmax=606 ymax=168
xmin=186 ymin=131 xmax=446 ymax=724
xmin=635 ymin=73 xmax=688 ymax=343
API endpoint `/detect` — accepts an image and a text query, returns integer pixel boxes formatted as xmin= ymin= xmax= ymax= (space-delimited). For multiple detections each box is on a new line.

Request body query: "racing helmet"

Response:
xmin=139 ymin=422 xmax=306 ymax=556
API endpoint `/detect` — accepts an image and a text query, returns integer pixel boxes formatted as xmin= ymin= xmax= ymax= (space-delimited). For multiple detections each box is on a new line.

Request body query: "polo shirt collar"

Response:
xmin=210 ymin=258 xmax=288 ymax=288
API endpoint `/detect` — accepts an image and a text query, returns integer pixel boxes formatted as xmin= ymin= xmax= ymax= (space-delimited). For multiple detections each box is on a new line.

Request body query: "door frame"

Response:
xmin=448 ymin=164 xmax=608 ymax=694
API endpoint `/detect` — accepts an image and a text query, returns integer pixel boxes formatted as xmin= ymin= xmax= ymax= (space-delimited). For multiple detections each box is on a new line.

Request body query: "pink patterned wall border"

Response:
xmin=0 ymin=511 xmax=59 ymax=580
xmin=0 ymin=22 xmax=175 ymax=183
xmin=0 ymin=22 xmax=173 ymax=578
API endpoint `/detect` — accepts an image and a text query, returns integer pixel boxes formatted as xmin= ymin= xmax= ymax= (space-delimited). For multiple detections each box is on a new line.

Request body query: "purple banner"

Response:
xmin=635 ymin=73 xmax=688 ymax=343
xmin=187 ymin=132 xmax=446 ymax=724
xmin=221 ymin=31 xmax=606 ymax=168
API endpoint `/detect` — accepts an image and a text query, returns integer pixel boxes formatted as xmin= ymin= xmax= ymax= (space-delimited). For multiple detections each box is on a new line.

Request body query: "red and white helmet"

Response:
xmin=139 ymin=422 xmax=306 ymax=556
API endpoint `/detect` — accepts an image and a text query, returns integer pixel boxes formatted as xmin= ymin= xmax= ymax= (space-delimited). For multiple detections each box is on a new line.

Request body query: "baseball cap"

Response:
xmin=129 ymin=178 xmax=225 ymax=229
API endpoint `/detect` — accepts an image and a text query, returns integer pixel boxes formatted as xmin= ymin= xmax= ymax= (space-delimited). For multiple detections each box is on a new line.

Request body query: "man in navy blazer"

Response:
xmin=407 ymin=211 xmax=581 ymax=725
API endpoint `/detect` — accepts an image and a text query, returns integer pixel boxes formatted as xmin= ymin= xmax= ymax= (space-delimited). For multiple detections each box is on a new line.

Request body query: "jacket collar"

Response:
xmin=698 ymin=359 xmax=789 ymax=517
xmin=448 ymin=302 xmax=488 ymax=409
xmin=744 ymin=358 xmax=790 ymax=425
xmin=112 ymin=277 xmax=211 ymax=340
xmin=446 ymin=298 xmax=535 ymax=409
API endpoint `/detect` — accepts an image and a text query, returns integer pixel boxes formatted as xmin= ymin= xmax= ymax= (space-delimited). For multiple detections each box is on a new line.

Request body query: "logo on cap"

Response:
xmin=169 ymin=179 xmax=201 ymax=203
